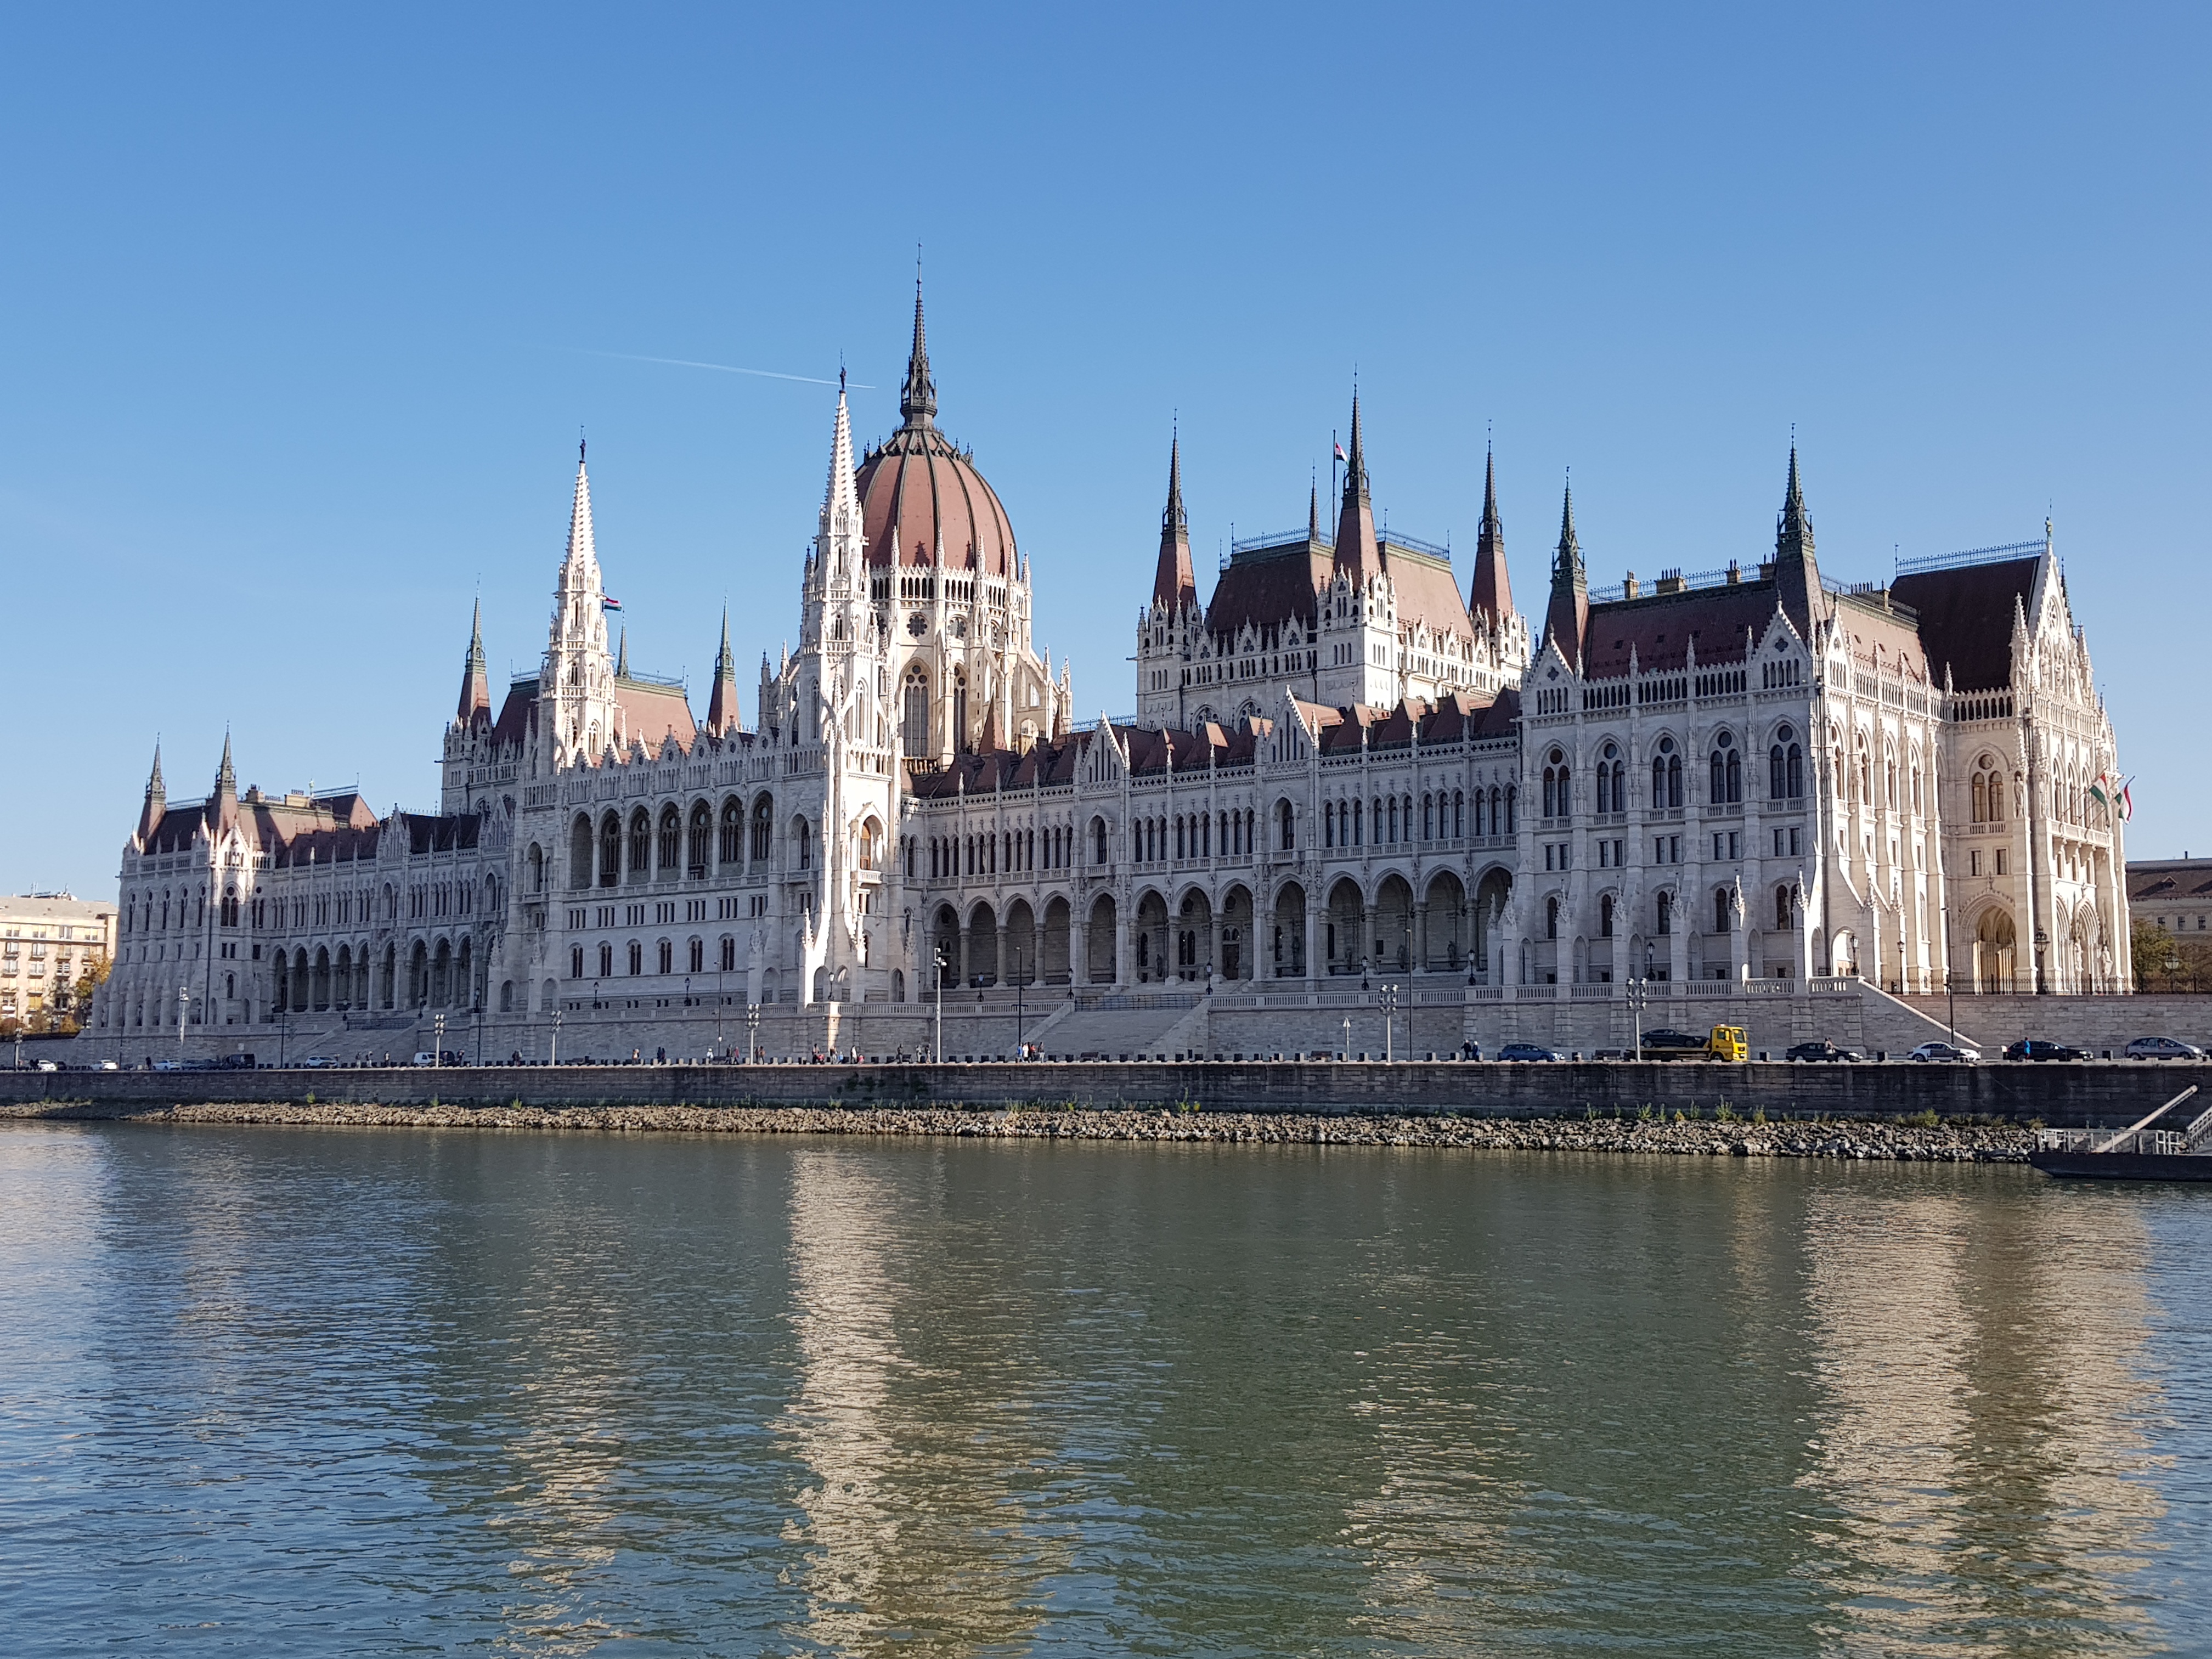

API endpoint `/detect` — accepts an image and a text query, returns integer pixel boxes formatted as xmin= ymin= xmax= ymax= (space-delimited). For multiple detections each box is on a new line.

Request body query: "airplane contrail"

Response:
xmin=554 ymin=347 xmax=873 ymax=389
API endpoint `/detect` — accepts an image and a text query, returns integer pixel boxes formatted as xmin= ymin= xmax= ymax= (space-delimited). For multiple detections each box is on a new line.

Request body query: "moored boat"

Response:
xmin=2032 ymin=1086 xmax=2212 ymax=1181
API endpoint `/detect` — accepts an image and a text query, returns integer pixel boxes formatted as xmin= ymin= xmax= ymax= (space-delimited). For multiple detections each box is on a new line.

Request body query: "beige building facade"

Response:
xmin=1 ymin=891 xmax=116 ymax=1027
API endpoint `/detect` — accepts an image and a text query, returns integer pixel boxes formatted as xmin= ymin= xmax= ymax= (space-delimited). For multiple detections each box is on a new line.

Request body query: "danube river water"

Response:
xmin=2 ymin=1125 xmax=2206 ymax=1656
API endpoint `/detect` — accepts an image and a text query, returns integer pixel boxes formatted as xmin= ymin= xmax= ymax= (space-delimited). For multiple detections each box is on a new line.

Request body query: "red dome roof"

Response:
xmin=855 ymin=285 xmax=1018 ymax=577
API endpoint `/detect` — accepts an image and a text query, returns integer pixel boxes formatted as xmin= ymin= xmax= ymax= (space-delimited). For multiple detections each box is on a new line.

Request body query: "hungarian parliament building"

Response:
xmin=95 ymin=289 xmax=2134 ymax=1055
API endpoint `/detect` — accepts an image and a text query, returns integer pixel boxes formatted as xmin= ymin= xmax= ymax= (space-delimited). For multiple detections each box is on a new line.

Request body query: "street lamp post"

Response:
xmin=549 ymin=1008 xmax=562 ymax=1066
xmin=178 ymin=985 xmax=189 ymax=1051
xmin=433 ymin=1011 xmax=445 ymax=1065
xmin=933 ymin=946 xmax=946 ymax=1063
xmin=1013 ymin=949 xmax=1024 ymax=1059
xmin=1341 ymin=1012 xmax=1351 ymax=1060
xmin=1379 ymin=981 xmax=1398 ymax=1063
xmin=746 ymin=1002 xmax=761 ymax=1065
xmin=1627 ymin=974 xmax=1647 ymax=1061
xmin=2034 ymin=928 xmax=2051 ymax=996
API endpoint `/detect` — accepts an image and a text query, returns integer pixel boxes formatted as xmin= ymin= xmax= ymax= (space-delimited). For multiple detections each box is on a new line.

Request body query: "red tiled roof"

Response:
xmin=616 ymin=681 xmax=697 ymax=749
xmin=1582 ymin=579 xmax=1787 ymax=678
xmin=1205 ymin=539 xmax=1333 ymax=636
xmin=856 ymin=427 xmax=1017 ymax=577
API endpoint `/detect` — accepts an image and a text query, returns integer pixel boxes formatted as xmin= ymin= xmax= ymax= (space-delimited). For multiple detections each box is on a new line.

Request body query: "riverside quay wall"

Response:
xmin=2 ymin=1059 xmax=2204 ymax=1127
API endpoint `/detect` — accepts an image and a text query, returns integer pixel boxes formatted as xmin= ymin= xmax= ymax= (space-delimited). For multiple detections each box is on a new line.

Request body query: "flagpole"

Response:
xmin=1330 ymin=430 xmax=1339 ymax=534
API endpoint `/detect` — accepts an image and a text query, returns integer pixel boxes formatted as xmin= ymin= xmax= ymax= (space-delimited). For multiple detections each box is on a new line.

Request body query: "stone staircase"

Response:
xmin=1030 ymin=991 xmax=1206 ymax=1060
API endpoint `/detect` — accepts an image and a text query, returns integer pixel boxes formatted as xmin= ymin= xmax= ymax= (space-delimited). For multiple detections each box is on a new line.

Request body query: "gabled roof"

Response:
xmin=1582 ymin=578 xmax=1788 ymax=678
xmin=1205 ymin=537 xmax=1333 ymax=636
xmin=615 ymin=679 xmax=697 ymax=749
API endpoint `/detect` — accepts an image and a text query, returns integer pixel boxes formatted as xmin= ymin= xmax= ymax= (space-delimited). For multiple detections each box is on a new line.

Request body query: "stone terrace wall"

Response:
xmin=4 ymin=1058 xmax=2204 ymax=1128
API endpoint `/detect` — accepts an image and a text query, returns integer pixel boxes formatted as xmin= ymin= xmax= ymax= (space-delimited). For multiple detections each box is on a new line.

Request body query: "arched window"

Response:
xmin=1600 ymin=893 xmax=1615 ymax=937
xmin=1545 ymin=895 xmax=1559 ymax=939
xmin=1324 ymin=802 xmax=1336 ymax=847
xmin=1278 ymin=799 xmax=1296 ymax=850
xmin=1453 ymin=791 xmax=1464 ymax=837
xmin=629 ymin=940 xmax=644 ymax=976
xmin=1656 ymin=890 xmax=1673 ymax=935
xmin=1595 ymin=742 xmax=1622 ymax=813
xmin=1710 ymin=730 xmax=1741 ymax=804
xmin=751 ymin=794 xmax=774 ymax=861
xmin=857 ymin=819 xmax=881 ymax=870
xmin=952 ymin=667 xmax=968 ymax=754
xmin=598 ymin=942 xmax=613 ymax=978
xmin=1770 ymin=725 xmax=1804 ymax=800
xmin=1505 ymin=785 xmax=1517 ymax=833
xmin=529 ymin=842 xmax=546 ymax=893
xmin=629 ymin=808 xmax=652 ymax=873
xmin=1542 ymin=748 xmax=1568 ymax=819
xmin=658 ymin=805 xmax=681 ymax=871
xmin=1423 ymin=793 xmax=1434 ymax=840
xmin=1972 ymin=773 xmax=1987 ymax=823
xmin=1714 ymin=887 xmax=1733 ymax=934
xmin=600 ymin=814 xmax=622 ymax=888
xmin=794 ymin=818 xmax=813 ymax=870
xmin=657 ymin=939 xmax=673 ymax=975
xmin=1653 ymin=737 xmax=1682 ymax=808
xmin=1093 ymin=817 xmax=1109 ymax=865
xmin=902 ymin=665 xmax=930 ymax=757
xmin=689 ymin=937 xmax=703 ymax=974
xmin=219 ymin=885 xmax=239 ymax=928
xmin=720 ymin=799 xmax=742 ymax=865
xmin=1775 ymin=884 xmax=1793 ymax=930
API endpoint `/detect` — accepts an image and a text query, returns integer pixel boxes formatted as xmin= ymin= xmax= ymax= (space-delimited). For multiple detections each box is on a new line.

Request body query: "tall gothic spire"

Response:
xmin=1772 ymin=441 xmax=1822 ymax=637
xmin=1308 ymin=476 xmax=1320 ymax=541
xmin=1151 ymin=430 xmax=1197 ymax=612
xmin=1543 ymin=475 xmax=1588 ymax=670
xmin=821 ymin=385 xmax=862 ymax=545
xmin=1332 ymin=390 xmax=1381 ymax=580
xmin=456 ymin=598 xmax=491 ymax=724
xmin=1468 ymin=443 xmax=1514 ymax=629
xmin=706 ymin=605 xmax=741 ymax=737
xmin=614 ymin=626 xmax=629 ymax=680
xmin=898 ymin=273 xmax=936 ymax=430
xmin=136 ymin=742 xmax=166 ymax=845
xmin=560 ymin=439 xmax=601 ymax=594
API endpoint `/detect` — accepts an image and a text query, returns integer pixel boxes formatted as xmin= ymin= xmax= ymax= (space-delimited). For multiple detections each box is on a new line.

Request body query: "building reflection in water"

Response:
xmin=1797 ymin=1178 xmax=2164 ymax=1655
xmin=774 ymin=1145 xmax=1063 ymax=1655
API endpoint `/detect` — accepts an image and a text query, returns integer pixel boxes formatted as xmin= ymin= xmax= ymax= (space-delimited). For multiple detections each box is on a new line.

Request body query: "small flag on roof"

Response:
xmin=1334 ymin=442 xmax=1347 ymax=462
xmin=601 ymin=596 xmax=623 ymax=612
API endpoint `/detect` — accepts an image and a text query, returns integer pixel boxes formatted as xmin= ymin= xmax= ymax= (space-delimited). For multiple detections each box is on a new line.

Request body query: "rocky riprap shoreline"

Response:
xmin=1 ymin=1099 xmax=2032 ymax=1161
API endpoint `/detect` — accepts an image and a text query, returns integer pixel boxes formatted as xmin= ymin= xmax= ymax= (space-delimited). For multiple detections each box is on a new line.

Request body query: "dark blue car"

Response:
xmin=1498 ymin=1042 xmax=1561 ymax=1062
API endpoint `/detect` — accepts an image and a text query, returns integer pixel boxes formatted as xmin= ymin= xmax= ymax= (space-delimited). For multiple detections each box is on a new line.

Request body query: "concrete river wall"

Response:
xmin=3 ymin=1059 xmax=2205 ymax=1127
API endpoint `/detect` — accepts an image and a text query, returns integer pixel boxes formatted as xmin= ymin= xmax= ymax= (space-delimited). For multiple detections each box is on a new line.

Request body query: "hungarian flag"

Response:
xmin=2092 ymin=774 xmax=2135 ymax=821
xmin=1334 ymin=441 xmax=1347 ymax=462
xmin=601 ymin=596 xmax=623 ymax=613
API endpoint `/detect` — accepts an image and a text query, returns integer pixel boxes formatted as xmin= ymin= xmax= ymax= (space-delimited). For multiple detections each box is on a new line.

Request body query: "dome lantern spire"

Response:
xmin=899 ymin=269 xmax=936 ymax=430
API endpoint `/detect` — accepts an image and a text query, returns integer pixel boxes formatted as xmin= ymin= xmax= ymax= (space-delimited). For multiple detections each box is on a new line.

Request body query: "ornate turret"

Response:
xmin=1151 ymin=431 xmax=1198 ymax=612
xmin=706 ymin=606 xmax=741 ymax=737
xmin=135 ymin=743 xmax=165 ymax=847
xmin=1773 ymin=442 xmax=1823 ymax=638
xmin=1332 ymin=391 xmax=1381 ymax=582
xmin=456 ymin=599 xmax=490 ymax=725
xmin=1543 ymin=476 xmax=1588 ymax=670
xmin=1469 ymin=444 xmax=1514 ymax=629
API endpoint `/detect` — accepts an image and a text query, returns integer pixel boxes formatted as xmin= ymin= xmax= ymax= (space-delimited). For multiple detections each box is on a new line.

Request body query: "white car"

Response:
xmin=410 ymin=1052 xmax=439 ymax=1066
xmin=1908 ymin=1041 xmax=1980 ymax=1063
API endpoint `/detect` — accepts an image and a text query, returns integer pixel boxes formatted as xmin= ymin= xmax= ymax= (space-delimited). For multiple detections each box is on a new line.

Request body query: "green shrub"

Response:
xmin=1901 ymin=1109 xmax=1940 ymax=1128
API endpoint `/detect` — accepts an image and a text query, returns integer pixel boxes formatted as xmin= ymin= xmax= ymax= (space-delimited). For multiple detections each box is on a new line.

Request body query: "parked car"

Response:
xmin=2002 ymin=1039 xmax=2090 ymax=1062
xmin=1785 ymin=1041 xmax=1864 ymax=1063
xmin=2124 ymin=1036 xmax=2205 ymax=1060
xmin=211 ymin=1053 xmax=256 ymax=1071
xmin=1908 ymin=1041 xmax=1981 ymax=1063
xmin=299 ymin=1056 xmax=341 ymax=1069
xmin=95 ymin=1060 xmax=118 ymax=1071
xmin=151 ymin=1058 xmax=185 ymax=1071
xmin=410 ymin=1052 xmax=440 ymax=1066
xmin=32 ymin=1059 xmax=59 ymax=1072
xmin=1497 ymin=1042 xmax=1562 ymax=1062
xmin=1638 ymin=1028 xmax=1707 ymax=1054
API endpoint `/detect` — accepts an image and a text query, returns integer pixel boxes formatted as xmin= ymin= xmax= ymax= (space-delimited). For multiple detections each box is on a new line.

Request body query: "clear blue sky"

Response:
xmin=4 ymin=4 xmax=2206 ymax=898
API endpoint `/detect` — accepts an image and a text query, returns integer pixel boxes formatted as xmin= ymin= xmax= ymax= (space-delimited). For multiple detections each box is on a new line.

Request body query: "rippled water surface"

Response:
xmin=2 ymin=1125 xmax=2208 ymax=1655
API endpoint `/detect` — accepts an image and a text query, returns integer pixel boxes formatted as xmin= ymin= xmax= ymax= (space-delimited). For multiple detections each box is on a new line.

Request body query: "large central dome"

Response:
xmin=855 ymin=287 xmax=1018 ymax=577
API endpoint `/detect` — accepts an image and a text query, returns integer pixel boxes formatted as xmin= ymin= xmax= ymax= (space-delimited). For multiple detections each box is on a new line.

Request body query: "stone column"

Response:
xmin=995 ymin=922 xmax=1009 ymax=989
xmin=1362 ymin=904 xmax=1378 ymax=975
xmin=1414 ymin=901 xmax=1430 ymax=973
xmin=1071 ymin=910 xmax=1089 ymax=988
xmin=1304 ymin=893 xmax=1319 ymax=985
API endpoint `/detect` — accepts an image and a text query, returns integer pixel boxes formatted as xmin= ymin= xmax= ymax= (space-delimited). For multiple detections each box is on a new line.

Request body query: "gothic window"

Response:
xmin=1770 ymin=725 xmax=1804 ymax=799
xmin=628 ymin=809 xmax=651 ymax=874
xmin=1423 ymin=793 xmax=1434 ymax=839
xmin=1353 ymin=798 xmax=1364 ymax=845
xmin=1093 ymin=817 xmax=1109 ymax=865
xmin=629 ymin=940 xmax=644 ymax=975
xmin=598 ymin=943 xmax=613 ymax=978
xmin=689 ymin=938 xmax=703 ymax=974
xmin=1505 ymin=785 xmax=1517 ymax=833
xmin=720 ymin=799 xmax=742 ymax=865
xmin=657 ymin=806 xmax=680 ymax=871
xmin=902 ymin=666 xmax=930 ymax=757
xmin=529 ymin=843 xmax=546 ymax=894
xmin=1543 ymin=748 xmax=1568 ymax=818
xmin=1600 ymin=893 xmax=1615 ymax=937
xmin=752 ymin=794 xmax=774 ymax=862
xmin=1324 ymin=802 xmax=1336 ymax=848
xmin=688 ymin=804 xmax=712 ymax=876
xmin=1652 ymin=737 xmax=1681 ymax=808
xmin=658 ymin=939 xmax=673 ymax=975
xmin=720 ymin=936 xmax=736 ymax=972
xmin=1657 ymin=891 xmax=1672 ymax=935
xmin=1709 ymin=730 xmax=1741 ymax=804
xmin=220 ymin=886 xmax=239 ymax=928
xmin=1278 ymin=799 xmax=1295 ymax=851
xmin=600 ymin=815 xmax=622 ymax=888
xmin=1453 ymin=790 xmax=1464 ymax=838
xmin=1714 ymin=888 xmax=1733 ymax=934
xmin=952 ymin=667 xmax=968 ymax=755
xmin=1545 ymin=895 xmax=1559 ymax=939
xmin=1775 ymin=884 xmax=1793 ymax=931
